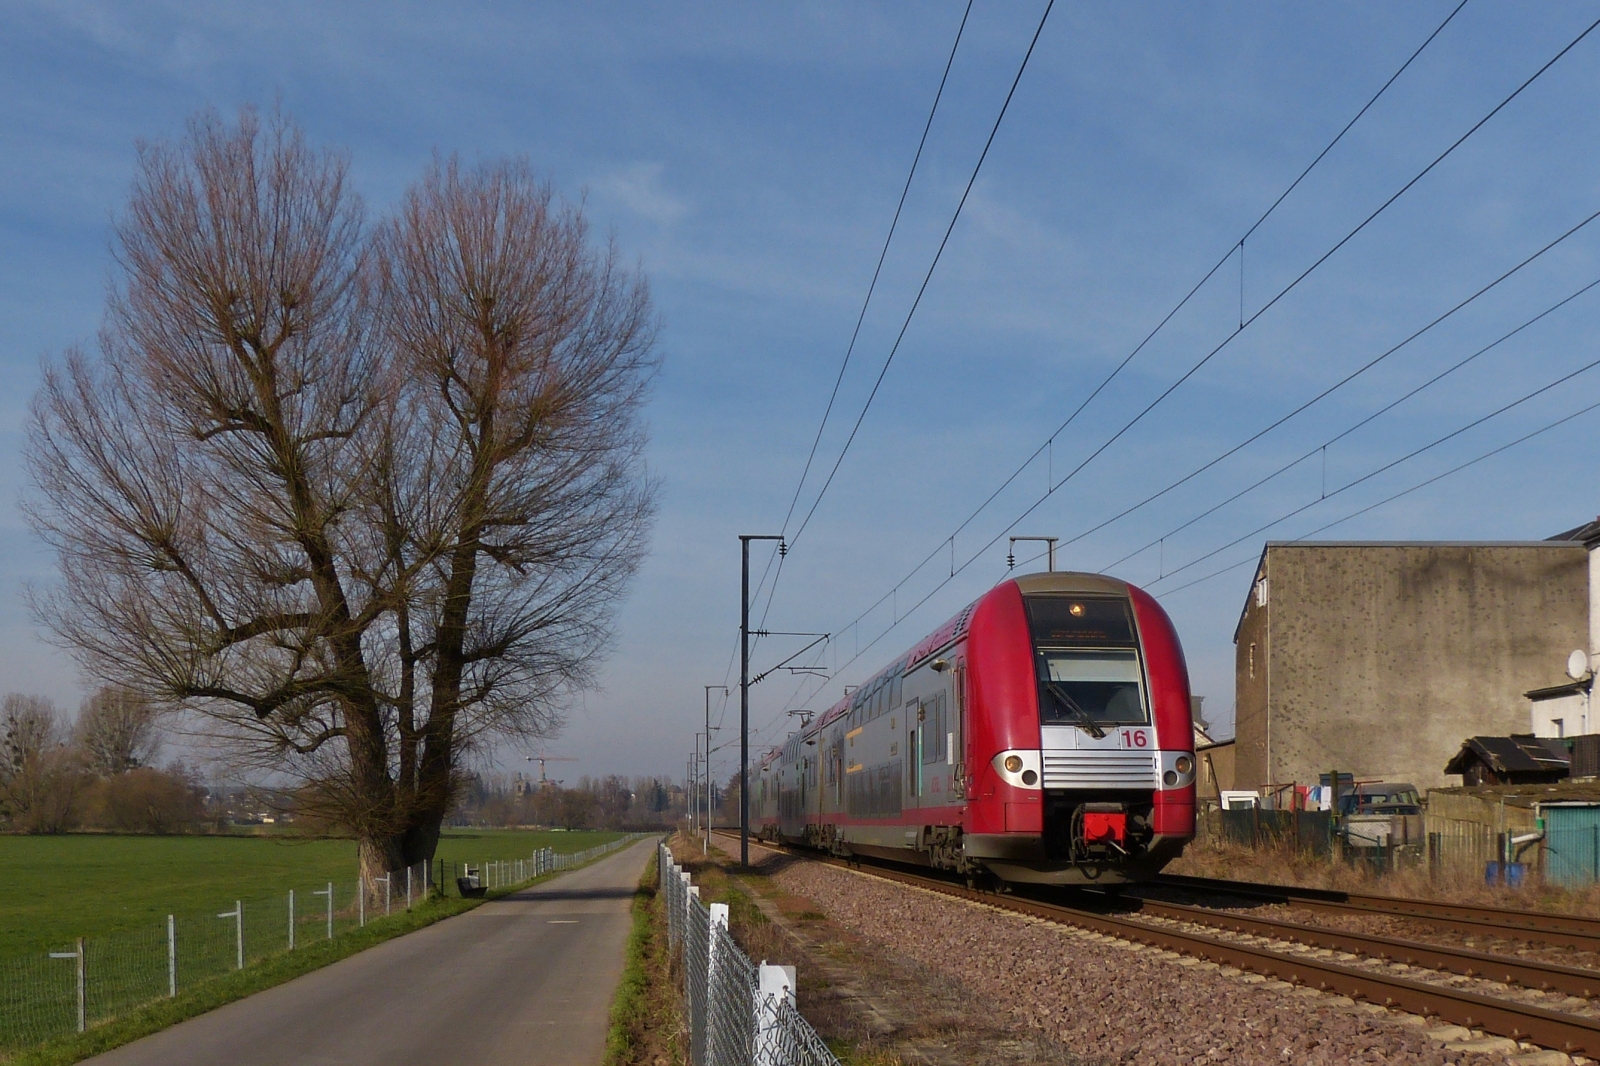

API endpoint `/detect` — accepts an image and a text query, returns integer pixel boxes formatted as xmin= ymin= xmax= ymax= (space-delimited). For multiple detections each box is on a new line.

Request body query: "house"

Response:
xmin=1443 ymin=735 xmax=1569 ymax=786
xmin=1233 ymin=540 xmax=1588 ymax=791
xmin=1528 ymin=516 xmax=1600 ymax=739
xmin=1193 ymin=723 xmax=1235 ymax=799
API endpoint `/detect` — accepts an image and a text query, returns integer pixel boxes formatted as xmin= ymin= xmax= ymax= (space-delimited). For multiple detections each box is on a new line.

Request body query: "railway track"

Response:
xmin=1150 ymin=872 xmax=1600 ymax=952
xmin=716 ymin=833 xmax=1600 ymax=1056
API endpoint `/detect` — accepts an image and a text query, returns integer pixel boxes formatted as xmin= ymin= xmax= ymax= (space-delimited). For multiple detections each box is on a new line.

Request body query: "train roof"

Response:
xmin=764 ymin=571 xmax=1136 ymax=758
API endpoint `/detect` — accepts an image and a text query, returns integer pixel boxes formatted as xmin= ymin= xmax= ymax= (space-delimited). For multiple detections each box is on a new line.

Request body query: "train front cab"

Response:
xmin=963 ymin=572 xmax=1196 ymax=885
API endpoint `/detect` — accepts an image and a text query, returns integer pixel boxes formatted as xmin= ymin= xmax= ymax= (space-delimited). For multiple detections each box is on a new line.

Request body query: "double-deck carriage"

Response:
xmin=756 ymin=571 xmax=1196 ymax=884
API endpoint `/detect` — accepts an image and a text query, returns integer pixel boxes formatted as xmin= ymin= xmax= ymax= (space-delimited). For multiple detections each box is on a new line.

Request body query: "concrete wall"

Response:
xmin=1234 ymin=569 xmax=1270 ymax=790
xmin=1233 ymin=542 xmax=1588 ymax=791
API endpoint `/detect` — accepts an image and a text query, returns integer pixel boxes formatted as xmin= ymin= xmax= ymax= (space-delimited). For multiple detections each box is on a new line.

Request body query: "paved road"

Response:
xmin=87 ymin=837 xmax=657 ymax=1066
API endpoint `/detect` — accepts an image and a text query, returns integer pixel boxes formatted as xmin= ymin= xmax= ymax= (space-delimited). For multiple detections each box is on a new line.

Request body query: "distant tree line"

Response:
xmin=0 ymin=688 xmax=205 ymax=833
xmin=448 ymin=773 xmax=684 ymax=831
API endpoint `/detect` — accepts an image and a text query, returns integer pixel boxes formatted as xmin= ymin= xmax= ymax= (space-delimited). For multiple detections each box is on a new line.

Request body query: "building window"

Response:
xmin=1554 ymin=718 xmax=1565 ymax=739
xmin=1254 ymin=576 xmax=1268 ymax=607
xmin=1249 ymin=643 xmax=1257 ymax=679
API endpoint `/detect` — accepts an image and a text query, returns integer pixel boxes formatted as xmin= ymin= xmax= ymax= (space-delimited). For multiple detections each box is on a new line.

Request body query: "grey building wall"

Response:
xmin=1234 ymin=571 xmax=1270 ymax=791
xmin=1232 ymin=542 xmax=1588 ymax=791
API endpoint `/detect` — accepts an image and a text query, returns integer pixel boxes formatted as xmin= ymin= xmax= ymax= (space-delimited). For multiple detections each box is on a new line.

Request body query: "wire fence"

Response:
xmin=0 ymin=834 xmax=643 ymax=1053
xmin=660 ymin=844 xmax=838 ymax=1066
xmin=1194 ymin=806 xmax=1600 ymax=884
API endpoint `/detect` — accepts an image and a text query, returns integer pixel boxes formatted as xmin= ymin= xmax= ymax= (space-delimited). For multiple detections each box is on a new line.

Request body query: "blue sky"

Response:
xmin=4 ymin=2 xmax=1600 ymax=786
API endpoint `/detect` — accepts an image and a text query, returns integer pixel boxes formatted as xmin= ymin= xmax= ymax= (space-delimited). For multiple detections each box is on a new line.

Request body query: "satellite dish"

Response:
xmin=1568 ymin=649 xmax=1590 ymax=681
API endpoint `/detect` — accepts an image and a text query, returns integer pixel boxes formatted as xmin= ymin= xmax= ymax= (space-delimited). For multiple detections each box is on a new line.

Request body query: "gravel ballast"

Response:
xmin=771 ymin=859 xmax=1548 ymax=1065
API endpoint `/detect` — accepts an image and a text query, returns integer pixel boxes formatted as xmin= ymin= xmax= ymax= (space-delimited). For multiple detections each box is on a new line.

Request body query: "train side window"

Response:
xmin=890 ymin=671 xmax=902 ymax=708
xmin=923 ymin=695 xmax=945 ymax=764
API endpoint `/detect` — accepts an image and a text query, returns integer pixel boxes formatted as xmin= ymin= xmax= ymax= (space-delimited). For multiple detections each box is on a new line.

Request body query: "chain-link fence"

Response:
xmin=659 ymin=844 xmax=839 ymax=1066
xmin=0 ymin=834 xmax=643 ymax=1053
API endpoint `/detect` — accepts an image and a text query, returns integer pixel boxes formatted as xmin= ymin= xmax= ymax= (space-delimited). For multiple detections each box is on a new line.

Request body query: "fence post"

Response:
xmin=754 ymin=963 xmax=797 ymax=1066
xmin=288 ymin=889 xmax=295 ymax=951
xmin=75 ymin=938 xmax=85 ymax=1033
xmin=661 ymin=847 xmax=676 ymax=950
xmin=48 ymin=939 xmax=87 ymax=1033
xmin=358 ymin=876 xmax=365 ymax=927
xmin=707 ymin=904 xmax=729 ymax=1066
xmin=167 ymin=914 xmax=176 ymax=997
xmin=215 ymin=902 xmax=244 ymax=970
xmin=313 ymin=882 xmax=333 ymax=940
xmin=406 ymin=866 xmax=413 ymax=910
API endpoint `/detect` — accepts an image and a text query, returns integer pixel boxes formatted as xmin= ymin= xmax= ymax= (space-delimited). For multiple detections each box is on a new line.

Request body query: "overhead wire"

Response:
xmin=742 ymin=0 xmax=1053 ymax=746
xmin=728 ymin=0 xmax=977 ymax=699
xmin=758 ymin=10 xmax=1600 ymax=739
xmin=789 ymin=320 xmax=1600 ymax=741
xmin=1143 ymin=348 xmax=1600 ymax=587
xmin=1103 ymin=272 xmax=1600 ymax=571
xmin=1156 ymin=396 xmax=1600 ymax=597
xmin=769 ymin=7 xmax=1600 ymax=717
xmin=1001 ymin=10 xmax=1600 ymax=521
xmin=759 ymin=0 xmax=1482 ymax=723
xmin=771 ymin=0 xmax=1474 ymax=653
xmin=1085 ymin=206 xmax=1600 ymax=568
xmin=785 ymin=0 xmax=1058 ymax=549
xmin=778 ymin=0 xmax=976 ymax=538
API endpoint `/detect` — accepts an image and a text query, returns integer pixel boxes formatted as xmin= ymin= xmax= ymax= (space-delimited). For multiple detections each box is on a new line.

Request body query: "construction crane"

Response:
xmin=526 ymin=754 xmax=577 ymax=784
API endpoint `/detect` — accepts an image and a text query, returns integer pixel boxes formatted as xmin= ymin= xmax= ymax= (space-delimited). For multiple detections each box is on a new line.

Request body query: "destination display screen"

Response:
xmin=1023 ymin=595 xmax=1136 ymax=646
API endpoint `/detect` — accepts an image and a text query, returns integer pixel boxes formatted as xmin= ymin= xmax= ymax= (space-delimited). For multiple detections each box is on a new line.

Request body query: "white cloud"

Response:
xmin=596 ymin=161 xmax=689 ymax=226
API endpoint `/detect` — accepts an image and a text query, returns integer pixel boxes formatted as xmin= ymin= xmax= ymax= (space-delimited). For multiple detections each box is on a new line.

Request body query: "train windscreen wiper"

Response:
xmin=1045 ymin=681 xmax=1106 ymax=739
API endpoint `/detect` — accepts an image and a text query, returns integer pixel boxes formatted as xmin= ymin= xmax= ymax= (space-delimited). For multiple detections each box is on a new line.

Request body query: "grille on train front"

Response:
xmin=1041 ymin=749 xmax=1156 ymax=790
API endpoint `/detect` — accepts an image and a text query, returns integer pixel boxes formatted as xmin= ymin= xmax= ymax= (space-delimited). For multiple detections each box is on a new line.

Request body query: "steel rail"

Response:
xmin=1153 ymin=872 xmax=1600 ymax=950
xmin=714 ymin=835 xmax=1600 ymax=1054
xmin=1125 ymin=895 xmax=1600 ymax=1000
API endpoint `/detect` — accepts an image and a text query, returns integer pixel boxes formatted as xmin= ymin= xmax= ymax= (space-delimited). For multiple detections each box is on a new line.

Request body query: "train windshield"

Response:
xmin=1025 ymin=595 xmax=1149 ymax=729
xmin=1035 ymin=649 xmax=1149 ymax=727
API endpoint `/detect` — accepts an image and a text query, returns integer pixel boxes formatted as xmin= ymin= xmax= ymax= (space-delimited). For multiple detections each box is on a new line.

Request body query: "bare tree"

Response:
xmin=74 ymin=686 xmax=162 ymax=776
xmin=369 ymin=156 xmax=657 ymax=864
xmin=0 ymin=694 xmax=83 ymax=832
xmin=25 ymin=109 xmax=656 ymax=878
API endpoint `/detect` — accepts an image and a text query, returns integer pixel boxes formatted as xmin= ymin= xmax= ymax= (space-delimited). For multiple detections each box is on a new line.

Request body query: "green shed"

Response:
xmin=1541 ymin=803 xmax=1600 ymax=886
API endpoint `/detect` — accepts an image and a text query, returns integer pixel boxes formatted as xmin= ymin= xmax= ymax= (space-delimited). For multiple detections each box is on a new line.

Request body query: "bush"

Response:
xmin=82 ymin=767 xmax=205 ymax=834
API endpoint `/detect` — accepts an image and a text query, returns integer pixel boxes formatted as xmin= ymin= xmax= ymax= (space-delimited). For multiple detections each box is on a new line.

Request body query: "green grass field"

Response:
xmin=0 ymin=829 xmax=623 ymax=956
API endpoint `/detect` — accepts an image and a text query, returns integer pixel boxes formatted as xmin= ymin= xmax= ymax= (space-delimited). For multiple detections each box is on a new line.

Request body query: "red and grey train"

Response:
xmin=755 ymin=571 xmax=1197 ymax=884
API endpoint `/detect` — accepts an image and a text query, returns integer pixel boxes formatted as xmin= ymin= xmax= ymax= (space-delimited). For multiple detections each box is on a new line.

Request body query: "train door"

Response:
xmin=920 ymin=693 xmax=946 ymax=800
xmin=906 ymin=699 xmax=923 ymax=799
xmin=832 ymin=732 xmax=844 ymax=808
xmin=952 ymin=659 xmax=967 ymax=798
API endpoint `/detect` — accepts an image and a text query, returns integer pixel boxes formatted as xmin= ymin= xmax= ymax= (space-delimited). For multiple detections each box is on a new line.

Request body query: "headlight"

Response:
xmin=1004 ymin=755 xmax=1023 ymax=773
xmin=1021 ymin=770 xmax=1038 ymax=786
xmin=1175 ymin=756 xmax=1193 ymax=775
xmin=1163 ymin=770 xmax=1179 ymax=786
